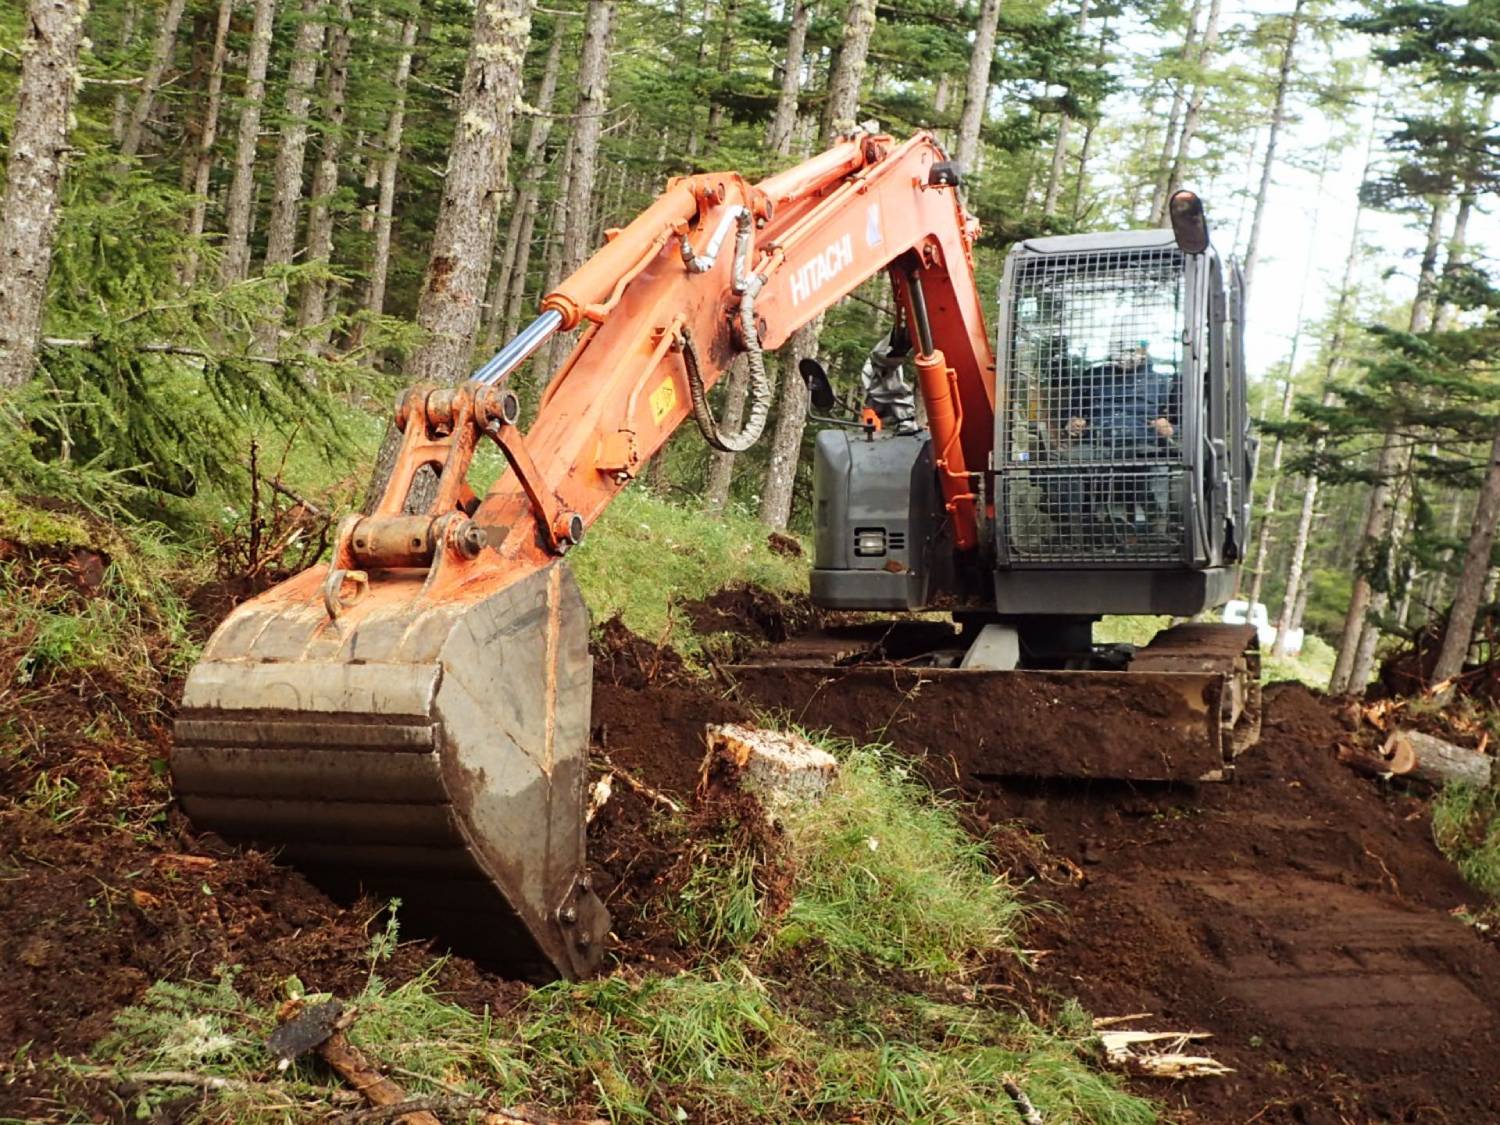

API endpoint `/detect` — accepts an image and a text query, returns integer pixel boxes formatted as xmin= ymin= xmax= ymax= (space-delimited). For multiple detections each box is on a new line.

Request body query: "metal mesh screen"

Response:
xmin=1000 ymin=245 xmax=1187 ymax=564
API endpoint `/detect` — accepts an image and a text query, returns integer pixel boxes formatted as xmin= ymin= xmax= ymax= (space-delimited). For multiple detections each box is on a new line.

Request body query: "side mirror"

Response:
xmin=798 ymin=357 xmax=837 ymax=411
xmin=1169 ymin=190 xmax=1210 ymax=255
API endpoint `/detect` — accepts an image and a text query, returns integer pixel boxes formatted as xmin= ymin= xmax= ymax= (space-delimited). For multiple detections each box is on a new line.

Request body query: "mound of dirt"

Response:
xmin=586 ymin=615 xmax=758 ymax=966
xmin=680 ymin=583 xmax=828 ymax=656
xmin=970 ymin=683 xmax=1500 ymax=1124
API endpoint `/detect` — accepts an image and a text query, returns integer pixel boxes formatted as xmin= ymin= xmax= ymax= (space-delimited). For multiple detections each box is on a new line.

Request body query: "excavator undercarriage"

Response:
xmin=173 ymin=132 xmax=1261 ymax=981
xmin=728 ymin=620 xmax=1261 ymax=783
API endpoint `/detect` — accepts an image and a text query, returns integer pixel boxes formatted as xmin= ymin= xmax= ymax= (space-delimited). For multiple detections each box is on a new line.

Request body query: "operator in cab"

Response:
xmin=1064 ymin=336 xmax=1175 ymax=458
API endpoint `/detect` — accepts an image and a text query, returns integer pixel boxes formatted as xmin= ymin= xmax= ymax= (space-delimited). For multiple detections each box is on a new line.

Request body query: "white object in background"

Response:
xmin=1222 ymin=599 xmax=1292 ymax=651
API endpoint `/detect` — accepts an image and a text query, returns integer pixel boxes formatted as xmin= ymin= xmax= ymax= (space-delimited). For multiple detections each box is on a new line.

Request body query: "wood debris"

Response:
xmin=1002 ymin=1077 xmax=1045 ymax=1123
xmin=1093 ymin=1017 xmax=1233 ymax=1080
xmin=585 ymin=773 xmax=613 ymax=823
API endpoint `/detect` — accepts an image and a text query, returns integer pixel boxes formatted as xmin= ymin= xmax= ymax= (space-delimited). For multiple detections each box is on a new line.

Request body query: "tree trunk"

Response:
xmin=1330 ymin=195 xmax=1451 ymax=692
xmin=1247 ymin=152 xmax=1327 ymax=607
xmin=296 ymin=0 xmax=354 ymax=334
xmin=220 ymin=0 xmax=280 ymax=287
xmin=703 ymin=0 xmax=741 ymax=149
xmin=1383 ymin=730 xmax=1495 ymax=788
xmin=1145 ymin=0 xmax=1200 ymax=226
xmin=361 ymin=18 xmax=419 ymax=324
xmin=1247 ymin=374 xmax=1295 ymax=609
xmin=486 ymin=19 xmax=565 ymax=346
xmin=685 ymin=0 xmax=713 ymax=159
xmin=954 ymin=0 xmax=1002 ymax=174
xmin=710 ymin=0 xmax=814 ymax=506
xmin=1069 ymin=16 xmax=1111 ymax=221
xmin=540 ymin=0 xmax=613 ymax=383
xmin=559 ymin=1 xmax=614 ymax=285
xmin=179 ymin=0 xmax=233 ymax=287
xmin=1432 ymin=428 xmax=1500 ymax=683
xmin=406 ymin=0 xmax=533 ymax=386
xmin=933 ymin=72 xmax=951 ymax=116
xmin=118 ymin=0 xmax=188 ymax=160
xmin=760 ymin=330 xmax=815 ymax=528
xmin=1274 ymin=107 xmax=1378 ymax=656
xmin=1349 ymin=493 xmax=1413 ymax=692
xmin=262 ymin=1 xmax=328 ymax=249
xmin=766 ymin=0 xmax=811 ymax=157
xmin=1162 ymin=0 xmax=1223 ymax=206
xmin=1239 ymin=0 xmax=1306 ymax=298
xmin=1043 ymin=0 xmax=1091 ymax=217
xmin=537 ymin=145 xmax=575 ymax=377
xmin=762 ymin=0 xmax=876 ymax=529
xmin=258 ymin=0 xmax=326 ymax=349
xmin=0 ymin=0 xmax=91 ymax=389
xmin=819 ymin=0 xmax=876 ymax=140
xmin=111 ymin=2 xmax=139 ymax=143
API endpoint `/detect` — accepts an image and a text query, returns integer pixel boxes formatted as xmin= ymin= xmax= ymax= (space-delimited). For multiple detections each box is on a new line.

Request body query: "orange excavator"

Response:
xmin=174 ymin=131 xmax=1259 ymax=981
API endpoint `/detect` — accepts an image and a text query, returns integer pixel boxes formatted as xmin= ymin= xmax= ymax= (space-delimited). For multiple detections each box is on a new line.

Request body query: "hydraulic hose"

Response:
xmin=684 ymin=210 xmax=773 ymax=453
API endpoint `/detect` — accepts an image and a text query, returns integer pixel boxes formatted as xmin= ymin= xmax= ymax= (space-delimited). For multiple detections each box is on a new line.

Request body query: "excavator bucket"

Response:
xmin=173 ymin=561 xmax=609 ymax=980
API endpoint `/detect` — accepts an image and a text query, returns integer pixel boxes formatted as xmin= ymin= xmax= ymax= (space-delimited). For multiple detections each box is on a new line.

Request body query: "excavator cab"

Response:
xmin=809 ymin=225 xmax=1251 ymax=616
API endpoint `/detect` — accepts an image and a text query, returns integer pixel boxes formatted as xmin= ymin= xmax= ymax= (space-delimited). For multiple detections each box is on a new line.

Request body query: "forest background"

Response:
xmin=1 ymin=0 xmax=1498 ymax=692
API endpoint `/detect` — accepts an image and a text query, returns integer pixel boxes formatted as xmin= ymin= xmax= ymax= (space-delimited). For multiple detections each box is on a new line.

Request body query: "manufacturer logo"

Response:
xmin=789 ymin=234 xmax=854 ymax=306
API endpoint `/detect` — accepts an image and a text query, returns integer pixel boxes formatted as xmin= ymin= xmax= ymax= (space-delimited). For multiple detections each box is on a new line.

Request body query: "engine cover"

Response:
xmin=809 ymin=428 xmax=948 ymax=610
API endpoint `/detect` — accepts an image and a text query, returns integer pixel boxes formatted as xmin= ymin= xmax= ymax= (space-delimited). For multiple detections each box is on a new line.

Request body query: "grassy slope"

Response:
xmin=570 ymin=488 xmax=807 ymax=648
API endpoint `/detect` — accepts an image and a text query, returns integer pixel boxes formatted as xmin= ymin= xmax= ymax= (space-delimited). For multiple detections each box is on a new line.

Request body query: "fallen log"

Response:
xmin=1382 ymin=729 xmax=1495 ymax=788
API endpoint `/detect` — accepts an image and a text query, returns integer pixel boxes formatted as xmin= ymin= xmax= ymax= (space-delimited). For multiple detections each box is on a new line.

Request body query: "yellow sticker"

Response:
xmin=649 ymin=376 xmax=677 ymax=424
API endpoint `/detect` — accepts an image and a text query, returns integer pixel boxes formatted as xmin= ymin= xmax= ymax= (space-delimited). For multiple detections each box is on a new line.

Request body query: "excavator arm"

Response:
xmin=357 ymin=130 xmax=995 ymax=602
xmin=173 ymin=132 xmax=995 ymax=981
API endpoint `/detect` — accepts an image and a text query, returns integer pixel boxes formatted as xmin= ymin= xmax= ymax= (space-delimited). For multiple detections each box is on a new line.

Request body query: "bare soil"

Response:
xmin=874 ymin=679 xmax=1500 ymax=1123
xmin=3 ymin=557 xmax=1499 ymax=1123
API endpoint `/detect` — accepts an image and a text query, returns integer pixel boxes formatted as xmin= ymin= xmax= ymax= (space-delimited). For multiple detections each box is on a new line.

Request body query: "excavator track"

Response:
xmin=172 ymin=562 xmax=609 ymax=981
xmin=726 ymin=622 xmax=1261 ymax=782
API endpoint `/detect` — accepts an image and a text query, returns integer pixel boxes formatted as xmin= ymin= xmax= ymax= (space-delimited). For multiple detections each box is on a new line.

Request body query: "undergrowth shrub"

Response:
xmin=0 ymin=490 xmax=198 ymax=694
xmin=1432 ymin=781 xmax=1500 ymax=898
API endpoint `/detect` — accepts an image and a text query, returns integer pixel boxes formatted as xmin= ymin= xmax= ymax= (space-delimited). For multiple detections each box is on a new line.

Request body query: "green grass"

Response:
xmin=1094 ymin=614 xmax=1171 ymax=648
xmin=0 ymin=489 xmax=200 ymax=693
xmin=1432 ymin=782 xmax=1500 ymax=899
xmin=1259 ymin=632 xmax=1336 ymax=690
xmin=667 ymin=739 xmax=1028 ymax=978
xmin=771 ymin=743 xmax=1028 ymax=978
xmin=74 ymin=732 xmax=1151 ymax=1123
xmin=85 ymin=956 xmax=1154 ymax=1124
xmin=569 ymin=487 xmax=808 ymax=649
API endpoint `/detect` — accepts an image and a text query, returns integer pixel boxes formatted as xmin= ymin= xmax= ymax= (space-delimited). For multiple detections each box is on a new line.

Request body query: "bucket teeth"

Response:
xmin=173 ymin=561 xmax=608 ymax=980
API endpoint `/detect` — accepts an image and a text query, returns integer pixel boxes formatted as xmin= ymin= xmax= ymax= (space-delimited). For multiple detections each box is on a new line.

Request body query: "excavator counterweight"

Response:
xmin=174 ymin=132 xmax=1259 ymax=979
